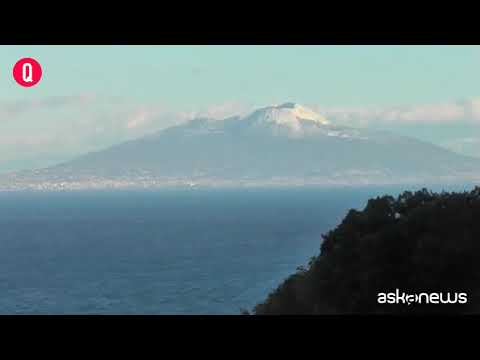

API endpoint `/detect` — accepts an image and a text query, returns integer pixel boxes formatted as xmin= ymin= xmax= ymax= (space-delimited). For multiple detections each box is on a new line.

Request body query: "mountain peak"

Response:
xmin=245 ymin=103 xmax=330 ymax=133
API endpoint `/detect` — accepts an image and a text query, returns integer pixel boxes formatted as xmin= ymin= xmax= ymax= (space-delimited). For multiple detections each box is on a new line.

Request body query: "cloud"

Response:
xmin=126 ymin=106 xmax=157 ymax=129
xmin=0 ymin=94 xmax=101 ymax=118
xmin=177 ymin=101 xmax=252 ymax=121
xmin=0 ymin=135 xmax=55 ymax=147
xmin=441 ymin=137 xmax=480 ymax=158
xmin=312 ymin=97 xmax=480 ymax=126
xmin=4 ymin=95 xmax=480 ymax=127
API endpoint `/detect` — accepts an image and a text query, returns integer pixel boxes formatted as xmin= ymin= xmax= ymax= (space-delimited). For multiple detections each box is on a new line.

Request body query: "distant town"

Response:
xmin=0 ymin=169 xmax=478 ymax=192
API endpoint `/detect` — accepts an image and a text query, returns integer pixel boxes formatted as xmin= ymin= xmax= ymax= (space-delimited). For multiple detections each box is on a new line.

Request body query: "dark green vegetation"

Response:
xmin=254 ymin=187 xmax=480 ymax=314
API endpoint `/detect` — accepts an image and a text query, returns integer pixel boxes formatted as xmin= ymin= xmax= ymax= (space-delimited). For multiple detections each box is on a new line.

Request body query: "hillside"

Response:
xmin=254 ymin=187 xmax=480 ymax=314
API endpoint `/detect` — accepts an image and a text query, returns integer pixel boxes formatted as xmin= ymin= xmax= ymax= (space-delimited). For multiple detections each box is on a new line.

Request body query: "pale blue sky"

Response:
xmin=1 ymin=45 xmax=480 ymax=172
xmin=2 ymin=45 xmax=480 ymax=107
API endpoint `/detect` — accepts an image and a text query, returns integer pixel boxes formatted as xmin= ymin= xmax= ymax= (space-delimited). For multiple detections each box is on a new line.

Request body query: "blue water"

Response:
xmin=0 ymin=186 xmax=473 ymax=314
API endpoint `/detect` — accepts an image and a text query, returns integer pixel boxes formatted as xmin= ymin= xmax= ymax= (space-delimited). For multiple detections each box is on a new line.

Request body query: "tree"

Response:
xmin=254 ymin=187 xmax=480 ymax=314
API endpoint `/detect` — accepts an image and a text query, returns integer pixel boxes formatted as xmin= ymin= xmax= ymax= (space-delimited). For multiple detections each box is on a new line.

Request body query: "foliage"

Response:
xmin=254 ymin=187 xmax=480 ymax=314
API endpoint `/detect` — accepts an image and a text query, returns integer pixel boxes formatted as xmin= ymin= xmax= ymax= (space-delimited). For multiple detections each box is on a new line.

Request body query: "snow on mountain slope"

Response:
xmin=174 ymin=103 xmax=366 ymax=140
xmin=246 ymin=102 xmax=329 ymax=127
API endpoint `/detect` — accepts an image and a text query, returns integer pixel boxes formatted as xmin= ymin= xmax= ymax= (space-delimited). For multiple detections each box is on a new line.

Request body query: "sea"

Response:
xmin=0 ymin=185 xmax=474 ymax=314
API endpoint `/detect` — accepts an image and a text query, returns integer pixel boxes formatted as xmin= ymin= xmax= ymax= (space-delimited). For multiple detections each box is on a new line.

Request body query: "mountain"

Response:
xmin=2 ymin=103 xmax=480 ymax=190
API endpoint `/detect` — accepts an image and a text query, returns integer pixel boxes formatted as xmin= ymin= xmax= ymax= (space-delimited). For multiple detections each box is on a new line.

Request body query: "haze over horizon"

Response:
xmin=1 ymin=45 xmax=480 ymax=172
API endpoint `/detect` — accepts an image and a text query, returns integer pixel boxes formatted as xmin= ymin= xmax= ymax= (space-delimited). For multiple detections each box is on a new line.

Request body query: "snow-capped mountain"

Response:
xmin=175 ymin=103 xmax=331 ymax=132
xmin=161 ymin=103 xmax=371 ymax=140
xmin=2 ymin=103 xmax=480 ymax=190
xmin=242 ymin=102 xmax=330 ymax=133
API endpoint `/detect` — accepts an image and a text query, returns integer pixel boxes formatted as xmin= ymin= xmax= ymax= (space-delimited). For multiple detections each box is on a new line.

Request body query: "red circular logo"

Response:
xmin=13 ymin=58 xmax=42 ymax=87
